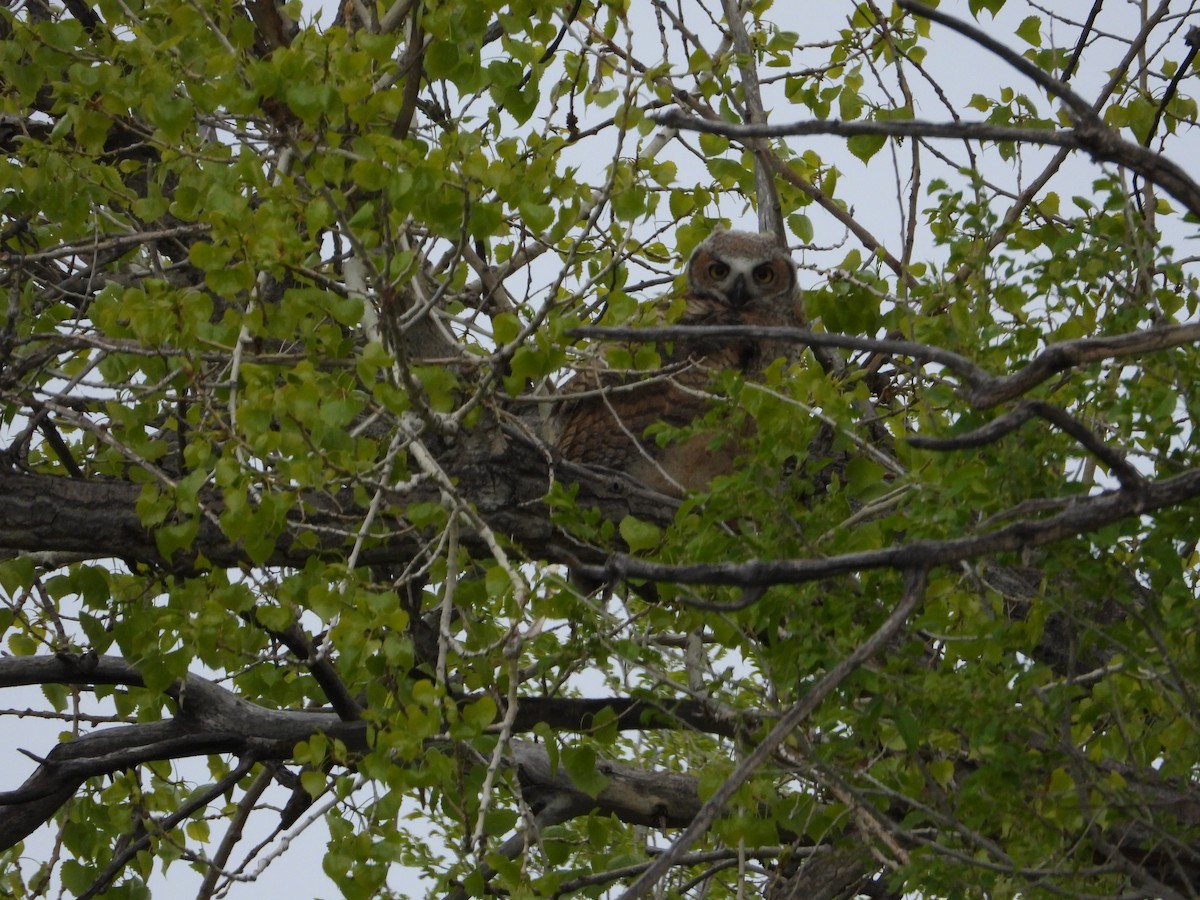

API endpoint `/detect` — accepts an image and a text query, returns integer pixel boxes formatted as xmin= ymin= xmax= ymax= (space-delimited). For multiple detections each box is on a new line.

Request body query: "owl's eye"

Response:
xmin=753 ymin=264 xmax=776 ymax=284
xmin=707 ymin=261 xmax=730 ymax=279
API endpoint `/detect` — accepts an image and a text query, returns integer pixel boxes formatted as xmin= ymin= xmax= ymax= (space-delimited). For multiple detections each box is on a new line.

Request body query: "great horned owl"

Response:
xmin=549 ymin=228 xmax=803 ymax=494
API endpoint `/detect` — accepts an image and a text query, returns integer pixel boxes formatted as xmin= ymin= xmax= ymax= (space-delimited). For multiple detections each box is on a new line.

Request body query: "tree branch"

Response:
xmin=658 ymin=108 xmax=1200 ymax=221
xmin=896 ymin=0 xmax=1095 ymax=119
xmin=0 ymin=655 xmax=743 ymax=852
xmin=909 ymin=400 xmax=1145 ymax=488
xmin=570 ymin=322 xmax=1200 ymax=409
xmin=618 ymin=569 xmax=929 ymax=899
xmin=0 ymin=420 xmax=668 ymax=573
xmin=78 ymin=753 xmax=259 ymax=900
xmin=578 ymin=468 xmax=1200 ymax=589
xmin=655 ymin=108 xmax=1080 ymax=147
xmin=718 ymin=0 xmax=784 ymax=241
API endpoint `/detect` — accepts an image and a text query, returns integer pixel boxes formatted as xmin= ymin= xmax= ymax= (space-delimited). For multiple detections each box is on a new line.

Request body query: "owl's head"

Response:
xmin=686 ymin=228 xmax=796 ymax=308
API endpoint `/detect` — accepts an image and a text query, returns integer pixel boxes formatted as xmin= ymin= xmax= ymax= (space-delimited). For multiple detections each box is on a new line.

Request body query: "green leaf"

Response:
xmin=462 ymin=695 xmax=498 ymax=730
xmin=848 ymin=132 xmax=887 ymax=163
xmin=0 ymin=557 xmax=35 ymax=595
xmin=491 ymin=311 xmax=521 ymax=345
xmin=301 ymin=769 xmax=328 ymax=799
xmin=788 ymin=213 xmax=814 ymax=243
xmin=838 ymin=88 xmax=863 ymax=121
xmin=928 ymin=758 xmax=956 ymax=788
xmin=7 ymin=632 xmax=38 ymax=656
xmin=698 ymin=131 xmax=730 ymax=156
xmin=561 ymin=745 xmax=609 ymax=798
xmin=619 ymin=516 xmax=662 ymax=552
xmin=969 ymin=0 xmax=1006 ymax=16
xmin=1016 ymin=16 xmax=1042 ymax=47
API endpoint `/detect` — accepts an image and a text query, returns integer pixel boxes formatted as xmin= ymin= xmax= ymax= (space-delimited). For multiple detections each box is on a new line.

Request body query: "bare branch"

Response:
xmin=896 ymin=0 xmax=1094 ymax=119
xmin=656 ymin=110 xmax=1200 ymax=220
xmin=1063 ymin=1 xmax=1105 ymax=82
xmin=655 ymin=109 xmax=1079 ymax=147
xmin=619 ymin=569 xmax=928 ymax=899
xmin=570 ymin=322 xmax=1200 ymax=409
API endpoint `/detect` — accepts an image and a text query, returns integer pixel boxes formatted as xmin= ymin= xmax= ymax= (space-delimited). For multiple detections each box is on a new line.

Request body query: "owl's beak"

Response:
xmin=727 ymin=274 xmax=749 ymax=307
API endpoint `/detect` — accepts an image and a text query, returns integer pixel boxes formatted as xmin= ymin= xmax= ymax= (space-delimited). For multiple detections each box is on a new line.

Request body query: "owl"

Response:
xmin=548 ymin=228 xmax=803 ymax=495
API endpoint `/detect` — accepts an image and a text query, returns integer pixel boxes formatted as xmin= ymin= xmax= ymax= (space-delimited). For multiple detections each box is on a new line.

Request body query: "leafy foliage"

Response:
xmin=1 ymin=0 xmax=1199 ymax=898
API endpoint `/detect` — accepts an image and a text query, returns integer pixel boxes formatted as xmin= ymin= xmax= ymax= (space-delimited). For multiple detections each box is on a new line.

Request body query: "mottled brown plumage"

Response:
xmin=549 ymin=229 xmax=803 ymax=494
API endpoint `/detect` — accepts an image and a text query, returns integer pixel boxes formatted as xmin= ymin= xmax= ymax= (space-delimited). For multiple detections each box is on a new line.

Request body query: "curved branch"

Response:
xmin=896 ymin=0 xmax=1095 ymax=119
xmin=900 ymin=0 xmax=1200 ymax=219
xmin=909 ymin=400 xmax=1145 ymax=488
xmin=569 ymin=322 xmax=1200 ymax=409
xmin=971 ymin=323 xmax=1200 ymax=407
xmin=0 ymin=657 xmax=364 ymax=850
xmin=0 ymin=655 xmax=734 ymax=853
xmin=658 ymin=109 xmax=1200 ymax=221
xmin=578 ymin=468 xmax=1200 ymax=589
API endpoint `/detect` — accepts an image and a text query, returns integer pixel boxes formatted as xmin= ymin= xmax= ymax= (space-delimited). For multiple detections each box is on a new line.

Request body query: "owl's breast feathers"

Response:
xmin=674 ymin=293 xmax=802 ymax=374
xmin=548 ymin=296 xmax=800 ymax=495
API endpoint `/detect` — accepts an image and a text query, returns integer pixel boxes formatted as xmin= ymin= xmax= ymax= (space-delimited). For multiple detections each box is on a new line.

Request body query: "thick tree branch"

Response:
xmin=718 ymin=0 xmax=784 ymax=241
xmin=0 ymin=654 xmax=735 ymax=852
xmin=578 ymin=468 xmax=1200 ymax=588
xmin=0 ymin=423 xmax=667 ymax=572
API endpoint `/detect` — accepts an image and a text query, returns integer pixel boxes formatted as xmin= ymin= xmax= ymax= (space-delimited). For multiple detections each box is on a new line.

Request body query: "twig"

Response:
xmin=898 ymin=0 xmax=1200 ymax=219
xmin=196 ymin=763 xmax=278 ymax=900
xmin=898 ymin=0 xmax=1093 ymax=118
xmin=618 ymin=569 xmax=928 ymax=899
xmin=1062 ymin=0 xmax=1105 ymax=82
xmin=79 ymin=754 xmax=259 ymax=900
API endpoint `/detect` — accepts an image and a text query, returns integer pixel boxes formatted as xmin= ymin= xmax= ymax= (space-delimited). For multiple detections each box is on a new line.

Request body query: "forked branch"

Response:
xmin=654 ymin=0 xmax=1200 ymax=220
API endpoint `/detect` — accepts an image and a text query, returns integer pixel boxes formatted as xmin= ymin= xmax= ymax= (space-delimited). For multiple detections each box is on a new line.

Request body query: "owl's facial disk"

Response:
xmin=706 ymin=257 xmax=792 ymax=307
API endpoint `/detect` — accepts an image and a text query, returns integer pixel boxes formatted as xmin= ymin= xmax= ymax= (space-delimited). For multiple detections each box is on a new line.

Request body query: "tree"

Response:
xmin=1 ymin=0 xmax=1199 ymax=896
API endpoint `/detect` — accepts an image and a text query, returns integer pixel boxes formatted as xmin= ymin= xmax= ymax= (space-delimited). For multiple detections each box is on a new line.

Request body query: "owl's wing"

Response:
xmin=548 ymin=362 xmax=711 ymax=471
